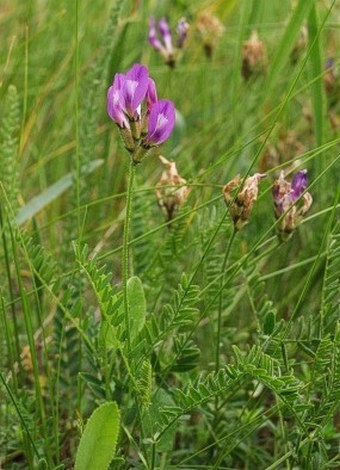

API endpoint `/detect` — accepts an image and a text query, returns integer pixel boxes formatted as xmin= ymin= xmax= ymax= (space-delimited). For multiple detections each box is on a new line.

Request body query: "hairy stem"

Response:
xmin=122 ymin=158 xmax=136 ymax=353
xmin=215 ymin=227 xmax=237 ymax=373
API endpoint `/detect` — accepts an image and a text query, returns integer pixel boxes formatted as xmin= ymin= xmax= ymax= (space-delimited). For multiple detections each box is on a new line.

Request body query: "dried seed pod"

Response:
xmin=242 ymin=31 xmax=267 ymax=80
xmin=156 ymin=155 xmax=190 ymax=221
xmin=223 ymin=173 xmax=266 ymax=230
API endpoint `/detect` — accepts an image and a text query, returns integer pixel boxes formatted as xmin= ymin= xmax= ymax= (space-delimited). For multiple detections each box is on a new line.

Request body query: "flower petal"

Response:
xmin=107 ymin=74 xmax=129 ymax=128
xmin=158 ymin=17 xmax=173 ymax=52
xmin=146 ymin=78 xmax=158 ymax=110
xmin=291 ymin=169 xmax=308 ymax=199
xmin=148 ymin=17 xmax=164 ymax=52
xmin=176 ymin=18 xmax=189 ymax=48
xmin=146 ymin=99 xmax=176 ymax=146
xmin=123 ymin=64 xmax=149 ymax=117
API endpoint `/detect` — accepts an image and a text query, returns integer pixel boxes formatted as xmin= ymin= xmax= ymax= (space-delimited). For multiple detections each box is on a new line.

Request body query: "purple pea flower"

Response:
xmin=123 ymin=64 xmax=149 ymax=118
xmin=107 ymin=73 xmax=130 ymax=129
xmin=107 ymin=63 xmax=176 ymax=161
xmin=176 ymin=18 xmax=189 ymax=48
xmin=107 ymin=64 xmax=149 ymax=127
xmin=148 ymin=16 xmax=188 ymax=67
xmin=158 ymin=17 xmax=173 ymax=52
xmin=148 ymin=17 xmax=166 ymax=54
xmin=272 ymin=169 xmax=312 ymax=238
xmin=144 ymin=99 xmax=176 ymax=146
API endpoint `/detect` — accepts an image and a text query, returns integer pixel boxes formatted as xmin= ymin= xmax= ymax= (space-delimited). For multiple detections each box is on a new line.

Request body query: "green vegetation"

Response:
xmin=0 ymin=0 xmax=339 ymax=468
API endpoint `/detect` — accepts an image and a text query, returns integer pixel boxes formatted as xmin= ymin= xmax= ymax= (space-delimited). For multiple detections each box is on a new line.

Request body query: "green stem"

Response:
xmin=215 ymin=227 xmax=237 ymax=374
xmin=122 ymin=158 xmax=136 ymax=353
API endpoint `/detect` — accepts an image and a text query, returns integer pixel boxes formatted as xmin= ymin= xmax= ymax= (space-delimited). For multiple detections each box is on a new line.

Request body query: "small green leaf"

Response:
xmin=263 ymin=311 xmax=276 ymax=335
xmin=128 ymin=276 xmax=146 ymax=342
xmin=74 ymin=402 xmax=120 ymax=470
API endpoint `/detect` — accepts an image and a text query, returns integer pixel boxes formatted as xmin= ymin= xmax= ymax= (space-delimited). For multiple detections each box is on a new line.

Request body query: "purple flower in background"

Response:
xmin=144 ymin=100 xmax=176 ymax=146
xmin=158 ymin=17 xmax=173 ymax=53
xmin=148 ymin=16 xmax=189 ymax=67
xmin=176 ymin=18 xmax=189 ymax=48
xmin=272 ymin=169 xmax=312 ymax=238
xmin=148 ymin=17 xmax=166 ymax=54
xmin=107 ymin=64 xmax=176 ymax=161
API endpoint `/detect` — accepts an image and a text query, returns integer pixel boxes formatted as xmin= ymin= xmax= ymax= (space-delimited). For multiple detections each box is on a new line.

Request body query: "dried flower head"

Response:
xmin=155 ymin=155 xmax=190 ymax=221
xmin=324 ymin=58 xmax=339 ymax=110
xmin=148 ymin=17 xmax=189 ymax=67
xmin=242 ymin=31 xmax=267 ymax=80
xmin=223 ymin=173 xmax=266 ymax=230
xmin=197 ymin=11 xmax=225 ymax=58
xmin=272 ymin=169 xmax=312 ymax=240
xmin=107 ymin=64 xmax=175 ymax=163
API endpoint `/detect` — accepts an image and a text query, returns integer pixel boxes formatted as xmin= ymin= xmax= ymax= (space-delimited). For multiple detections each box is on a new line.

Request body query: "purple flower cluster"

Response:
xmin=107 ymin=64 xmax=175 ymax=161
xmin=272 ymin=170 xmax=308 ymax=214
xmin=272 ymin=169 xmax=313 ymax=238
xmin=148 ymin=17 xmax=189 ymax=67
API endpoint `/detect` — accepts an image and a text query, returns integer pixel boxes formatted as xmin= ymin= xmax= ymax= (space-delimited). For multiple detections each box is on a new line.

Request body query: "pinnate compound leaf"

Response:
xmin=128 ymin=276 xmax=146 ymax=342
xmin=74 ymin=402 xmax=120 ymax=470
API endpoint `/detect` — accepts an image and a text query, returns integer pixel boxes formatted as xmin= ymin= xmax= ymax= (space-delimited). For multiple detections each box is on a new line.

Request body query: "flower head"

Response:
xmin=107 ymin=64 xmax=149 ymax=127
xmin=148 ymin=16 xmax=189 ymax=67
xmin=223 ymin=173 xmax=266 ymax=230
xmin=197 ymin=11 xmax=225 ymax=58
xmin=107 ymin=64 xmax=176 ymax=162
xmin=272 ymin=169 xmax=312 ymax=239
xmin=242 ymin=31 xmax=267 ymax=80
xmin=156 ymin=155 xmax=190 ymax=221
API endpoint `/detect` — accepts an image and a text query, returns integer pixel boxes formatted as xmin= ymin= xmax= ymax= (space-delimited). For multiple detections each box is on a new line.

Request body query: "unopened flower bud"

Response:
xmin=223 ymin=173 xmax=266 ymax=230
xmin=156 ymin=155 xmax=190 ymax=221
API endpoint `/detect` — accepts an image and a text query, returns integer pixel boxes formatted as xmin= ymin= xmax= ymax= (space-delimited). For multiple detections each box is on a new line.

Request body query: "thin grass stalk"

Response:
xmin=0 ymin=207 xmax=21 ymax=373
xmin=0 ymin=295 xmax=17 ymax=392
xmin=8 ymin=224 xmax=52 ymax=466
xmin=215 ymin=226 xmax=237 ymax=374
xmin=0 ymin=372 xmax=39 ymax=467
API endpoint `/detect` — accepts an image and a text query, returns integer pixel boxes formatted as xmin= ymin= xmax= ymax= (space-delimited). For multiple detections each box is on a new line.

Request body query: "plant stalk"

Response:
xmin=215 ymin=227 xmax=237 ymax=373
xmin=122 ymin=157 xmax=136 ymax=353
